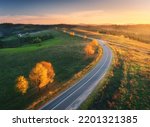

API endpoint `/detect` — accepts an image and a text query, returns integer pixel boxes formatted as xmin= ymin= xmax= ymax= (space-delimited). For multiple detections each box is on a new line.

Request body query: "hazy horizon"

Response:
xmin=1 ymin=23 xmax=150 ymax=26
xmin=0 ymin=0 xmax=150 ymax=25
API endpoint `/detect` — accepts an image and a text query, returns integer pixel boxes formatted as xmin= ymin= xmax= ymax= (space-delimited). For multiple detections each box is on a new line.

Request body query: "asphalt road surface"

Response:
xmin=40 ymin=33 xmax=113 ymax=110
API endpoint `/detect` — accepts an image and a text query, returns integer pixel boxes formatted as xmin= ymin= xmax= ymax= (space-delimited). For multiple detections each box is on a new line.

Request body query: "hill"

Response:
xmin=0 ymin=25 xmax=102 ymax=109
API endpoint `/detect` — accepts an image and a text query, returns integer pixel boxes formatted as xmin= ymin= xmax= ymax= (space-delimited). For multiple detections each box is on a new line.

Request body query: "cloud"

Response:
xmin=0 ymin=10 xmax=104 ymax=24
xmin=0 ymin=9 xmax=150 ymax=24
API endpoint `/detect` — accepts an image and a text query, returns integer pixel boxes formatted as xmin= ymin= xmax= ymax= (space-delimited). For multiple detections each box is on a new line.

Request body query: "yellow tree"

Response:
xmin=90 ymin=39 xmax=99 ymax=47
xmin=29 ymin=61 xmax=55 ymax=89
xmin=84 ymin=39 xmax=99 ymax=56
xmin=40 ymin=61 xmax=55 ymax=83
xmin=84 ymin=44 xmax=95 ymax=55
xmin=16 ymin=76 xmax=29 ymax=94
xmin=70 ymin=32 xmax=75 ymax=36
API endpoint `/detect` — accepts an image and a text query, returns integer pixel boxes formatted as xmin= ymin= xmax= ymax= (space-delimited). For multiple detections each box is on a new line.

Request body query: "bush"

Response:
xmin=16 ymin=76 xmax=29 ymax=94
xmin=32 ymin=37 xmax=42 ymax=44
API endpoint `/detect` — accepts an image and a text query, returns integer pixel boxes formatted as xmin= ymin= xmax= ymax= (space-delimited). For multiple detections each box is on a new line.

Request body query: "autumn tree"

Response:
xmin=70 ymin=32 xmax=75 ymax=36
xmin=16 ymin=76 xmax=29 ymax=94
xmin=29 ymin=61 xmax=55 ymax=89
xmin=84 ymin=39 xmax=99 ymax=56
xmin=84 ymin=44 xmax=95 ymax=55
xmin=40 ymin=61 xmax=55 ymax=83
xmin=90 ymin=39 xmax=99 ymax=47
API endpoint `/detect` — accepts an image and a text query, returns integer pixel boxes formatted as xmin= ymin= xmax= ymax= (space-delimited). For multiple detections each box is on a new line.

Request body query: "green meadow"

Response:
xmin=0 ymin=28 xmax=95 ymax=109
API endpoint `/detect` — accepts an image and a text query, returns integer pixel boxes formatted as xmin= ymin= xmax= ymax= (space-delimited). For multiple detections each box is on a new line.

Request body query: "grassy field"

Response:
xmin=76 ymin=25 xmax=150 ymax=44
xmin=0 ymin=29 xmax=101 ymax=109
xmin=72 ymin=27 xmax=150 ymax=110
xmin=0 ymin=30 xmax=54 ymax=48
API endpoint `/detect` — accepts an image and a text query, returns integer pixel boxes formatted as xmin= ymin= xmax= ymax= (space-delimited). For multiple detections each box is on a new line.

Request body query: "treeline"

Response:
xmin=19 ymin=33 xmax=54 ymax=44
xmin=0 ymin=23 xmax=78 ymax=48
xmin=0 ymin=23 xmax=53 ymax=37
xmin=0 ymin=33 xmax=54 ymax=48
xmin=0 ymin=23 xmax=77 ymax=37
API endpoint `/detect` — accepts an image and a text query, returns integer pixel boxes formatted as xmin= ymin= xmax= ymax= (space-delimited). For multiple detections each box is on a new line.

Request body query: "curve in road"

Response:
xmin=40 ymin=33 xmax=113 ymax=110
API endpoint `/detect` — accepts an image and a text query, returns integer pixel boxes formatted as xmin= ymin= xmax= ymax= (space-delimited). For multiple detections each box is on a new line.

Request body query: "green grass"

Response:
xmin=0 ymin=29 xmax=55 ymax=48
xmin=0 ymin=30 xmax=94 ymax=109
xmin=80 ymin=58 xmax=124 ymax=110
xmin=0 ymin=38 xmax=61 ymax=54
xmin=1 ymin=35 xmax=18 ymax=41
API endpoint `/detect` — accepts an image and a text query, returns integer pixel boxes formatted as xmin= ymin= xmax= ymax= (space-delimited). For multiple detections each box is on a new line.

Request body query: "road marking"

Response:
xmin=40 ymin=36 xmax=97 ymax=109
xmin=40 ymin=33 xmax=112 ymax=110
xmin=66 ymin=46 xmax=113 ymax=109
xmin=65 ymin=70 xmax=106 ymax=110
xmin=51 ymin=46 xmax=109 ymax=110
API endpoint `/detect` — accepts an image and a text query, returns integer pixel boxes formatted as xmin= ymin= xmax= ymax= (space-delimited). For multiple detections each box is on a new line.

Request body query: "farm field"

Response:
xmin=0 ymin=25 xmax=102 ymax=109
xmin=75 ymin=25 xmax=150 ymax=44
xmin=72 ymin=26 xmax=150 ymax=110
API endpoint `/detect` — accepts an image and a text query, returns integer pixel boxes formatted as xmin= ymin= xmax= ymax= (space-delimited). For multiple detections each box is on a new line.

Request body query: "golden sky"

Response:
xmin=0 ymin=0 xmax=150 ymax=24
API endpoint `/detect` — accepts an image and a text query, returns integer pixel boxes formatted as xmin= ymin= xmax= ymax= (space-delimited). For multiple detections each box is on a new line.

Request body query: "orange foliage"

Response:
xmin=90 ymin=39 xmax=99 ymax=47
xmin=70 ymin=32 xmax=75 ymax=36
xmin=16 ymin=76 xmax=29 ymax=94
xmin=40 ymin=61 xmax=55 ymax=83
xmin=84 ymin=44 xmax=95 ymax=55
xmin=84 ymin=39 xmax=99 ymax=56
xmin=29 ymin=61 xmax=55 ymax=88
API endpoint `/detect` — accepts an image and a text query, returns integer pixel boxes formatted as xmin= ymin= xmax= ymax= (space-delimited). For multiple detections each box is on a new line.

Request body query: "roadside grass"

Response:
xmin=77 ymin=28 xmax=150 ymax=110
xmin=0 ymin=30 xmax=102 ymax=109
xmin=80 ymin=57 xmax=124 ymax=109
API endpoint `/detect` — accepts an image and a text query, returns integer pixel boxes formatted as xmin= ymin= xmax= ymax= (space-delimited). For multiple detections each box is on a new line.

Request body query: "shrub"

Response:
xmin=70 ymin=32 xmax=75 ymax=36
xmin=32 ymin=37 xmax=42 ymax=44
xmin=16 ymin=76 xmax=29 ymax=94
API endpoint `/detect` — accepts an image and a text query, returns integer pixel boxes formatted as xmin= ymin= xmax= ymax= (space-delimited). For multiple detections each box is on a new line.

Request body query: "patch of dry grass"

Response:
xmin=77 ymin=28 xmax=150 ymax=109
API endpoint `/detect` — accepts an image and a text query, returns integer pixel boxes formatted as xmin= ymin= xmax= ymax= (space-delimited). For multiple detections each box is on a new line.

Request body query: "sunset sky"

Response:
xmin=0 ymin=0 xmax=150 ymax=24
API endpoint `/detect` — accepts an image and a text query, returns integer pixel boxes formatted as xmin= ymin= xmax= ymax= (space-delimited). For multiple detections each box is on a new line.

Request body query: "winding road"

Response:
xmin=40 ymin=33 xmax=113 ymax=110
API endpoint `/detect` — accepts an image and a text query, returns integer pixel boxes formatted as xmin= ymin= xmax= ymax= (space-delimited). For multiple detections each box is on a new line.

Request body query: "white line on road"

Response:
xmin=40 ymin=33 xmax=113 ymax=110
xmin=65 ymin=45 xmax=113 ymax=109
xmin=51 ymin=46 xmax=109 ymax=110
